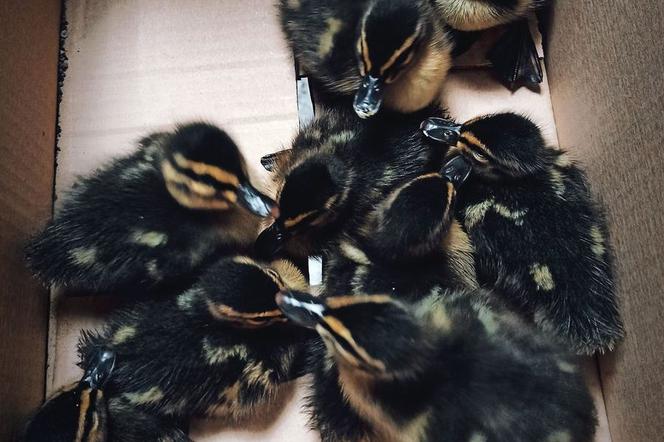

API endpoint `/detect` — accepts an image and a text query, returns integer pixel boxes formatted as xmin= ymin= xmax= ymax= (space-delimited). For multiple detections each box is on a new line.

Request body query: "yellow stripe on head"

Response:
xmin=460 ymin=131 xmax=490 ymax=154
xmin=283 ymin=209 xmax=318 ymax=228
xmin=360 ymin=23 xmax=372 ymax=74
xmin=173 ymin=153 xmax=240 ymax=187
xmin=379 ymin=25 xmax=421 ymax=78
xmin=321 ymin=315 xmax=387 ymax=373
xmin=325 ymin=294 xmax=394 ymax=309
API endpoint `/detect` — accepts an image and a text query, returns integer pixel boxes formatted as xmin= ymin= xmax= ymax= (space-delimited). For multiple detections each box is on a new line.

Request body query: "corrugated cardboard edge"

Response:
xmin=546 ymin=2 xmax=664 ymax=441
xmin=0 ymin=0 xmax=61 ymax=439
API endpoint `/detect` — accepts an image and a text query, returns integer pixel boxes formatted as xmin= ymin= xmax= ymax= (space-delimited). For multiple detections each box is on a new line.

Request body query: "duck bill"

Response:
xmin=238 ymin=182 xmax=279 ymax=218
xmin=441 ymin=155 xmax=472 ymax=188
xmin=353 ymin=75 xmax=384 ymax=119
xmin=80 ymin=348 xmax=116 ymax=390
xmin=276 ymin=290 xmax=326 ymax=329
xmin=420 ymin=117 xmax=463 ymax=145
xmin=255 ymin=221 xmax=289 ymax=259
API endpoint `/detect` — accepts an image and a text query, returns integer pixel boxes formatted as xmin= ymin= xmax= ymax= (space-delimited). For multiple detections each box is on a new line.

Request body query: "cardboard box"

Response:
xmin=1 ymin=0 xmax=662 ymax=440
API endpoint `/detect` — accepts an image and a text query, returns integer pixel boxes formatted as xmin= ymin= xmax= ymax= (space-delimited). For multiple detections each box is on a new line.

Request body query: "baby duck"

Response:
xmin=26 ymin=123 xmax=278 ymax=294
xmin=278 ymin=290 xmax=597 ymax=442
xmin=321 ymin=157 xmax=477 ymax=309
xmin=279 ymin=0 xmax=457 ymax=117
xmin=69 ymin=255 xmax=310 ymax=440
xmin=422 ymin=113 xmax=624 ymax=354
xmin=23 ymin=348 xmax=116 ymax=442
xmin=433 ymin=0 xmax=542 ymax=31
xmin=256 ymin=105 xmax=444 ymax=259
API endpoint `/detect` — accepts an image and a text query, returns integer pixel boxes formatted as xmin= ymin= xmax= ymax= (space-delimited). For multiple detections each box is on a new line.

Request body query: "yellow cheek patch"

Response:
xmin=172 ymin=153 xmax=240 ymax=187
xmin=270 ymin=259 xmax=308 ymax=291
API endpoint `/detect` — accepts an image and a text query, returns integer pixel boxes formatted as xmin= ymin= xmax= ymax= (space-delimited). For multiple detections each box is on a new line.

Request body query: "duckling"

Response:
xmin=70 ymin=255 xmax=310 ymax=441
xmin=357 ymin=155 xmax=472 ymax=263
xmin=421 ymin=113 xmax=624 ymax=354
xmin=290 ymin=163 xmax=480 ymax=442
xmin=278 ymin=290 xmax=597 ymax=442
xmin=23 ymin=348 xmax=116 ymax=442
xmin=256 ymin=105 xmax=445 ymax=259
xmin=432 ymin=0 xmax=543 ymax=31
xmin=279 ymin=0 xmax=459 ymax=118
xmin=321 ymin=157 xmax=477 ymax=308
xmin=25 ymin=123 xmax=278 ymax=294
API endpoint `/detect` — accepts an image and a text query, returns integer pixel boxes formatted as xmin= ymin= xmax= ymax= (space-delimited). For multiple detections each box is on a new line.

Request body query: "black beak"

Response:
xmin=420 ymin=117 xmax=463 ymax=145
xmin=441 ymin=155 xmax=473 ymax=188
xmin=238 ymin=182 xmax=280 ymax=218
xmin=255 ymin=221 xmax=289 ymax=259
xmin=260 ymin=149 xmax=291 ymax=172
xmin=276 ymin=290 xmax=326 ymax=329
xmin=80 ymin=348 xmax=116 ymax=390
xmin=353 ymin=75 xmax=384 ymax=119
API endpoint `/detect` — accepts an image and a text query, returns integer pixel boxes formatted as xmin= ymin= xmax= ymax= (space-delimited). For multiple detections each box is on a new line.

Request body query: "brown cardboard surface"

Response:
xmin=50 ymin=0 xmax=309 ymax=440
xmin=546 ymin=2 xmax=664 ymax=441
xmin=49 ymin=2 xmax=611 ymax=441
xmin=0 ymin=0 xmax=61 ymax=439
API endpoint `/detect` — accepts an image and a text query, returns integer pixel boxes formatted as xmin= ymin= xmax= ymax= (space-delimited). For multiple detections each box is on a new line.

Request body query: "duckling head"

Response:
xmin=201 ymin=256 xmax=307 ymax=328
xmin=256 ymin=154 xmax=352 ymax=258
xmin=422 ymin=113 xmax=556 ymax=179
xmin=23 ymin=348 xmax=115 ymax=442
xmin=277 ymin=291 xmax=430 ymax=379
xmin=161 ymin=122 xmax=278 ymax=217
xmin=361 ymin=156 xmax=471 ymax=263
xmin=354 ymin=0 xmax=433 ymax=118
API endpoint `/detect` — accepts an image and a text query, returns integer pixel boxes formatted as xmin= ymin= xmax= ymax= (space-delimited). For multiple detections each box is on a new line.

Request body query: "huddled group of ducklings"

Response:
xmin=22 ymin=1 xmax=623 ymax=441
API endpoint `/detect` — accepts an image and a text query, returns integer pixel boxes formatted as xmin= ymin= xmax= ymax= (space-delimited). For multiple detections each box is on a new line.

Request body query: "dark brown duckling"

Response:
xmin=25 ymin=123 xmax=277 ymax=295
xmin=70 ymin=255 xmax=310 ymax=441
xmin=422 ymin=112 xmax=623 ymax=354
xmin=278 ymin=289 xmax=597 ymax=442
xmin=279 ymin=0 xmax=460 ymax=118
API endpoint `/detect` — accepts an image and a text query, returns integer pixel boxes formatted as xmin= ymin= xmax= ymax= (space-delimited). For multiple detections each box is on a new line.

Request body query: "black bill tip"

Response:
xmin=255 ymin=222 xmax=288 ymax=259
xmin=420 ymin=117 xmax=463 ymax=145
xmin=441 ymin=155 xmax=473 ymax=188
xmin=81 ymin=348 xmax=116 ymax=390
xmin=238 ymin=183 xmax=279 ymax=218
xmin=276 ymin=290 xmax=326 ymax=329
xmin=260 ymin=150 xmax=291 ymax=172
xmin=353 ymin=75 xmax=384 ymax=119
